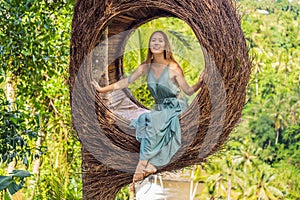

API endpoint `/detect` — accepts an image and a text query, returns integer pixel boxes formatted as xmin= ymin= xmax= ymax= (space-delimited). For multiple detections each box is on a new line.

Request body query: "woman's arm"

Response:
xmin=171 ymin=63 xmax=204 ymax=96
xmin=91 ymin=63 xmax=148 ymax=93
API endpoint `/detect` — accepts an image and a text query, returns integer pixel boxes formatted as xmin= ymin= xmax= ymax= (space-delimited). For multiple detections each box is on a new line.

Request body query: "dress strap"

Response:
xmin=128 ymin=73 xmax=133 ymax=83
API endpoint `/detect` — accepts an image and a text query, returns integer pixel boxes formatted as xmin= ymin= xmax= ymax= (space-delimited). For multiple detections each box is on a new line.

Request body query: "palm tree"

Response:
xmin=197 ymin=154 xmax=237 ymax=199
xmin=231 ymin=139 xmax=260 ymax=172
xmin=244 ymin=164 xmax=283 ymax=200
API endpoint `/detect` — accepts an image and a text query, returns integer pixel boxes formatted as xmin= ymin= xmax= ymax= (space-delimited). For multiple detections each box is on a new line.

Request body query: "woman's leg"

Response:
xmin=129 ymin=183 xmax=135 ymax=200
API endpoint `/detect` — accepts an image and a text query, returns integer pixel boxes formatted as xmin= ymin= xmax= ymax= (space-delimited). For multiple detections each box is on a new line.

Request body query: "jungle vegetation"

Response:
xmin=0 ymin=0 xmax=299 ymax=199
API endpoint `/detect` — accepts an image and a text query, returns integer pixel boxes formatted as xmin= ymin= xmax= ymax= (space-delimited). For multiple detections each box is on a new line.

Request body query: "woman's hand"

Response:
xmin=197 ymin=72 xmax=206 ymax=87
xmin=91 ymin=80 xmax=103 ymax=93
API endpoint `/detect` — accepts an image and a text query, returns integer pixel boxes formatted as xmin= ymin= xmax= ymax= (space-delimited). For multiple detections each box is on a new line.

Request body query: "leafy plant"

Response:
xmin=0 ymin=170 xmax=31 ymax=196
xmin=0 ymin=89 xmax=40 ymax=166
xmin=0 ymin=88 xmax=39 ymax=197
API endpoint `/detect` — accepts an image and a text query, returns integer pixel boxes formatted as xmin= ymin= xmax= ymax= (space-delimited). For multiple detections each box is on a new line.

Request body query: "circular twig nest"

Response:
xmin=69 ymin=0 xmax=251 ymax=199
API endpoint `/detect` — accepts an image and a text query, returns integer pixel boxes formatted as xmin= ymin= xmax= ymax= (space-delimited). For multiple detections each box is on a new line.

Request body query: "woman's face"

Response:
xmin=149 ymin=32 xmax=165 ymax=55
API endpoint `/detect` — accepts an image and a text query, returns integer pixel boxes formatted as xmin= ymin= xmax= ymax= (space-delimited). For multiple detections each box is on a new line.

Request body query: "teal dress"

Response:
xmin=130 ymin=65 xmax=187 ymax=167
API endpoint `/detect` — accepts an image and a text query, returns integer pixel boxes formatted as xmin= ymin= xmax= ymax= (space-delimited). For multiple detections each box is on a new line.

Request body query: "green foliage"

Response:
xmin=0 ymin=0 xmax=80 ymax=199
xmin=280 ymin=123 xmax=300 ymax=167
xmin=282 ymin=123 xmax=300 ymax=146
xmin=239 ymin=0 xmax=300 ymax=167
xmin=249 ymin=114 xmax=276 ymax=148
xmin=197 ymin=136 xmax=285 ymax=199
xmin=34 ymin=168 xmax=81 ymax=200
xmin=273 ymin=161 xmax=300 ymax=199
xmin=0 ymin=170 xmax=31 ymax=196
xmin=115 ymin=186 xmax=130 ymax=200
xmin=0 ymin=85 xmax=39 ymax=196
xmin=196 ymin=1 xmax=300 ymax=197
xmin=0 ymin=0 xmax=299 ymax=199
xmin=0 ymin=89 xmax=39 ymax=166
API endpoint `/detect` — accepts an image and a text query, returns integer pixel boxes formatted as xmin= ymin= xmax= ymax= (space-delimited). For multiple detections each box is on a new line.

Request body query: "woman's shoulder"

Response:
xmin=137 ymin=62 xmax=151 ymax=73
xmin=169 ymin=61 xmax=183 ymax=74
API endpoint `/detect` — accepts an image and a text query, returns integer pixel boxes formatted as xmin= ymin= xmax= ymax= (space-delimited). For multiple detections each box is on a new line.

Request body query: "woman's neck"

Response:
xmin=152 ymin=53 xmax=167 ymax=65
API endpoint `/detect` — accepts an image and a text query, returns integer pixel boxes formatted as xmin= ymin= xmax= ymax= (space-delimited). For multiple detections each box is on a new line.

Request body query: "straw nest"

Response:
xmin=69 ymin=0 xmax=251 ymax=199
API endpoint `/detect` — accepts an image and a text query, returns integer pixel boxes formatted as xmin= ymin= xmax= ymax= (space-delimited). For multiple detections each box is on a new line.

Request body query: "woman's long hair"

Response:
xmin=145 ymin=31 xmax=176 ymax=64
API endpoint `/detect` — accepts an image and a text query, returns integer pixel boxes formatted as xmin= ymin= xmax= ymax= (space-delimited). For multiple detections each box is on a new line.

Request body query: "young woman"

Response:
xmin=91 ymin=30 xmax=203 ymax=183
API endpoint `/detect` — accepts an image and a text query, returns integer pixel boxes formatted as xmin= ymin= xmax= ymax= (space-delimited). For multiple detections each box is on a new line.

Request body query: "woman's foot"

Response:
xmin=144 ymin=162 xmax=157 ymax=176
xmin=133 ymin=160 xmax=157 ymax=182
xmin=133 ymin=160 xmax=147 ymax=182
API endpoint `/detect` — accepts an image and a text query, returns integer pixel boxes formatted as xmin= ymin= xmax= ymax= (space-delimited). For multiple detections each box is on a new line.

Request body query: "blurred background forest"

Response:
xmin=0 ymin=0 xmax=299 ymax=199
